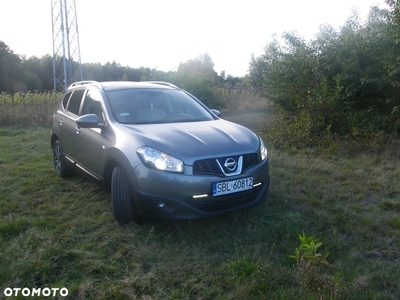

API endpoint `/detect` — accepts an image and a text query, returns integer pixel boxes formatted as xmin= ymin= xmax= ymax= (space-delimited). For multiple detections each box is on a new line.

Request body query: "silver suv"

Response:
xmin=51 ymin=81 xmax=270 ymax=223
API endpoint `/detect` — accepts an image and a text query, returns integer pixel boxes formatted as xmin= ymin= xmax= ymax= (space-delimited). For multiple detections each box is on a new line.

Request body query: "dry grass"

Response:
xmin=0 ymin=92 xmax=61 ymax=126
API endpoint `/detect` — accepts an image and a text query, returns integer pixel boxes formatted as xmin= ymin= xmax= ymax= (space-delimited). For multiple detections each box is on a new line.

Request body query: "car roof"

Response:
xmin=67 ymin=81 xmax=178 ymax=92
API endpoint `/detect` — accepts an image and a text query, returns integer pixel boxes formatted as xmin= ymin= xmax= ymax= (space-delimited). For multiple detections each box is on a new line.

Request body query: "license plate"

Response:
xmin=212 ymin=177 xmax=253 ymax=196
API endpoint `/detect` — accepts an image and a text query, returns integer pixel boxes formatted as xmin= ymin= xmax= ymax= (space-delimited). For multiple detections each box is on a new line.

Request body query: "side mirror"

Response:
xmin=211 ymin=109 xmax=221 ymax=118
xmin=76 ymin=114 xmax=103 ymax=128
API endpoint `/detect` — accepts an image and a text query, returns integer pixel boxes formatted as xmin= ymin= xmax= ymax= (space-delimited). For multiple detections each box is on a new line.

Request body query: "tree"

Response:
xmin=0 ymin=41 xmax=23 ymax=93
xmin=23 ymin=71 xmax=43 ymax=91
xmin=22 ymin=55 xmax=55 ymax=91
xmin=172 ymin=53 xmax=222 ymax=107
xmin=103 ymin=61 xmax=125 ymax=81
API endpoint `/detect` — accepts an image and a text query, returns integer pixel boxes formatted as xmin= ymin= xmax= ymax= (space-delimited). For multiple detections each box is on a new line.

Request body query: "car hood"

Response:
xmin=121 ymin=119 xmax=260 ymax=164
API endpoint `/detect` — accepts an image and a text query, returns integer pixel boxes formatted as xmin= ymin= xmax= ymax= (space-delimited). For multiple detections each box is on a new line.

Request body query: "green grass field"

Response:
xmin=0 ymin=98 xmax=399 ymax=299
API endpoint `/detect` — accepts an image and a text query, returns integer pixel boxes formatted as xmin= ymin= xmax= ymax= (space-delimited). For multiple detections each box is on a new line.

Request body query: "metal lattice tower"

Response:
xmin=51 ymin=0 xmax=83 ymax=91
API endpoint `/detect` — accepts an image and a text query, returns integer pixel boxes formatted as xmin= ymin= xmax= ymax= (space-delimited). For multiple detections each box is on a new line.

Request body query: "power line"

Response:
xmin=51 ymin=0 xmax=83 ymax=91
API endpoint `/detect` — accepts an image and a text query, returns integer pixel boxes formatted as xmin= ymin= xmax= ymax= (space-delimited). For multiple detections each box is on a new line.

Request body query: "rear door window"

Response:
xmin=66 ymin=90 xmax=85 ymax=115
xmin=62 ymin=92 xmax=72 ymax=110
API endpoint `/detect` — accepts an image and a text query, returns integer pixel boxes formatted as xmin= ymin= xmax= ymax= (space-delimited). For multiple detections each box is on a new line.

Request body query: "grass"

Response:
xmin=0 ymin=94 xmax=399 ymax=299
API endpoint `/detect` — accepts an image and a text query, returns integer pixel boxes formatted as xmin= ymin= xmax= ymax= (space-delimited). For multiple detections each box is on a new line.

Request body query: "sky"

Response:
xmin=0 ymin=0 xmax=387 ymax=77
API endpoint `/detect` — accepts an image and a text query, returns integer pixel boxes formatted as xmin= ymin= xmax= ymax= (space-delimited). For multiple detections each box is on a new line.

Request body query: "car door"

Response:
xmin=73 ymin=88 xmax=104 ymax=180
xmin=58 ymin=89 xmax=85 ymax=163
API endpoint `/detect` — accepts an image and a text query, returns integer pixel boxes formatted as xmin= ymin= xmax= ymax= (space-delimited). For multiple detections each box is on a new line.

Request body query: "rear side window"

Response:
xmin=62 ymin=92 xmax=72 ymax=109
xmin=66 ymin=90 xmax=85 ymax=115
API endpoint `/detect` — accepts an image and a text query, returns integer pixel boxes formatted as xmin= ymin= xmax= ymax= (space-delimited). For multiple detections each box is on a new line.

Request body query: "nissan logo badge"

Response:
xmin=224 ymin=158 xmax=237 ymax=171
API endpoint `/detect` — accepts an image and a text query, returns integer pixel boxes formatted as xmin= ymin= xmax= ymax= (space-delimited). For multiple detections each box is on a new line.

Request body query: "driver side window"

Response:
xmin=82 ymin=89 xmax=104 ymax=124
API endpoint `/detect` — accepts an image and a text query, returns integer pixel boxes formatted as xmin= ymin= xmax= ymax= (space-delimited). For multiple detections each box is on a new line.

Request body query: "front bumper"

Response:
xmin=128 ymin=159 xmax=270 ymax=219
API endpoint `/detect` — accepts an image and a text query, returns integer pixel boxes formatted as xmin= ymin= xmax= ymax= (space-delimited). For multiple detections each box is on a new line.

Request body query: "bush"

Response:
xmin=250 ymin=5 xmax=400 ymax=147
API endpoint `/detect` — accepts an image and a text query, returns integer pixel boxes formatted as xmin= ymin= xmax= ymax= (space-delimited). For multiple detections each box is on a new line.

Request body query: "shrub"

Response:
xmin=250 ymin=5 xmax=400 ymax=147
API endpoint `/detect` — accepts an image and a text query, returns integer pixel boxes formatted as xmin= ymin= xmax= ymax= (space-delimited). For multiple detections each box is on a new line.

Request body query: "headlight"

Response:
xmin=259 ymin=137 xmax=268 ymax=161
xmin=137 ymin=146 xmax=184 ymax=173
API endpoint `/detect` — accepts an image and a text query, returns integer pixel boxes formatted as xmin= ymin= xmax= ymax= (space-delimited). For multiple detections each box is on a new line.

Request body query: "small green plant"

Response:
xmin=290 ymin=232 xmax=342 ymax=299
xmin=290 ymin=231 xmax=329 ymax=269
xmin=228 ymin=257 xmax=261 ymax=279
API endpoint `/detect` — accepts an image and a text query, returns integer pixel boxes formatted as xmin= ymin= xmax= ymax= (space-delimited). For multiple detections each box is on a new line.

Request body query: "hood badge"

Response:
xmin=224 ymin=158 xmax=237 ymax=171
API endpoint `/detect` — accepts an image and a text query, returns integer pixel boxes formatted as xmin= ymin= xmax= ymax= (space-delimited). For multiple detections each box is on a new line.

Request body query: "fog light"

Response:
xmin=193 ymin=194 xmax=208 ymax=199
xmin=156 ymin=202 xmax=175 ymax=213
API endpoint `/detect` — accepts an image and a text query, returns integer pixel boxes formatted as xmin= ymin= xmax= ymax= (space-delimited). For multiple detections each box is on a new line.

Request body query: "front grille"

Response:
xmin=193 ymin=159 xmax=223 ymax=176
xmin=186 ymin=186 xmax=262 ymax=212
xmin=242 ymin=153 xmax=259 ymax=171
xmin=193 ymin=153 xmax=259 ymax=176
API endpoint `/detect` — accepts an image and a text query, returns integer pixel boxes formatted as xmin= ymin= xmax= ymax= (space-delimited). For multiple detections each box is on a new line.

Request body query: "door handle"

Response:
xmin=59 ymin=119 xmax=63 ymax=126
xmin=76 ymin=126 xmax=81 ymax=134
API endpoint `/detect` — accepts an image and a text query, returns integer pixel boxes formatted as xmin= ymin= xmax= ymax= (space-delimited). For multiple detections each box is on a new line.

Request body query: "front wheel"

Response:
xmin=111 ymin=166 xmax=140 ymax=224
xmin=53 ymin=140 xmax=73 ymax=177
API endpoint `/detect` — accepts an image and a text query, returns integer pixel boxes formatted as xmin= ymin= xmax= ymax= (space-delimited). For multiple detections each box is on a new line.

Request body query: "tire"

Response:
xmin=53 ymin=140 xmax=74 ymax=177
xmin=111 ymin=166 xmax=140 ymax=224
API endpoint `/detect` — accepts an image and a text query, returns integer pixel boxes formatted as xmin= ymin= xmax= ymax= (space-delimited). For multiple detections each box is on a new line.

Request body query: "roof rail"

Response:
xmin=68 ymin=81 xmax=100 ymax=89
xmin=147 ymin=81 xmax=179 ymax=89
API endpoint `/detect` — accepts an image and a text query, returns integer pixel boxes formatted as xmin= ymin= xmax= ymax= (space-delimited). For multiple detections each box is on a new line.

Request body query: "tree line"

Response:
xmin=0 ymin=44 xmax=242 ymax=108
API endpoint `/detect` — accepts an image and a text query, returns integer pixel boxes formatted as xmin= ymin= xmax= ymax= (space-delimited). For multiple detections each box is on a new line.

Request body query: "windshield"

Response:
xmin=106 ymin=89 xmax=215 ymax=124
